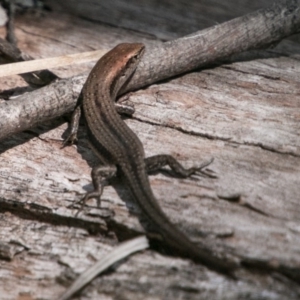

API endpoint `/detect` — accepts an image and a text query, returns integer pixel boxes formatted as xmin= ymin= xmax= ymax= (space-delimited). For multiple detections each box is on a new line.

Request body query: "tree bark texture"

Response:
xmin=0 ymin=1 xmax=299 ymax=299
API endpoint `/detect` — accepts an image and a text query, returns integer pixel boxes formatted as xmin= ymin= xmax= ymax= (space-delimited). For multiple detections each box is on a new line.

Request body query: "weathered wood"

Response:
xmin=0 ymin=1 xmax=299 ymax=299
xmin=49 ymin=0 xmax=281 ymax=39
xmin=1 ymin=0 xmax=300 ymax=141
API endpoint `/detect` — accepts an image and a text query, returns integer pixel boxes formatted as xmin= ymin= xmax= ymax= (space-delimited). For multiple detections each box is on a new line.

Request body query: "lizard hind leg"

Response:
xmin=144 ymin=155 xmax=215 ymax=178
xmin=76 ymin=164 xmax=117 ymax=211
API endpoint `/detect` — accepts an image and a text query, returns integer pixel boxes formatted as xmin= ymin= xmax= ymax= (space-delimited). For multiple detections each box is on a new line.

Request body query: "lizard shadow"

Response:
xmin=107 ymin=172 xmax=208 ymax=259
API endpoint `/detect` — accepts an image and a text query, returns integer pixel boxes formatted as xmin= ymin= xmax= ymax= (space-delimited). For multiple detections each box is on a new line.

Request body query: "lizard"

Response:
xmin=64 ymin=43 xmax=237 ymax=275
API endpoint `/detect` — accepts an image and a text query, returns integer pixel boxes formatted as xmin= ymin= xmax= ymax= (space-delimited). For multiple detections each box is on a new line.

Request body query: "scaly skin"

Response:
xmin=80 ymin=43 xmax=237 ymax=275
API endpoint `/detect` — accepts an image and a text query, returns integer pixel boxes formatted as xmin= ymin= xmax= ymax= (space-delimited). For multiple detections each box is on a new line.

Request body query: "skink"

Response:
xmin=66 ymin=43 xmax=236 ymax=275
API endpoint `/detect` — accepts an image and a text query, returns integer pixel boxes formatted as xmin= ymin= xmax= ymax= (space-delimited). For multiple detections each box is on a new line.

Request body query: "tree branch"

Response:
xmin=0 ymin=0 xmax=299 ymax=141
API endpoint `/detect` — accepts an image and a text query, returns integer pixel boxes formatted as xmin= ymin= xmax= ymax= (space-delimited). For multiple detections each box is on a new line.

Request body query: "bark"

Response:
xmin=0 ymin=0 xmax=300 ymax=141
xmin=0 ymin=1 xmax=299 ymax=299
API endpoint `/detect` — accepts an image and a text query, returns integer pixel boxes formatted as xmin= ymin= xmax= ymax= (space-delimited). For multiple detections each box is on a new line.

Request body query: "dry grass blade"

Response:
xmin=0 ymin=49 xmax=107 ymax=77
xmin=58 ymin=236 xmax=149 ymax=300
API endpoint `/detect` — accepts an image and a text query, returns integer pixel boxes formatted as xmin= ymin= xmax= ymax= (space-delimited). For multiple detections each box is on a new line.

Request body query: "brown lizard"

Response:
xmin=65 ymin=43 xmax=237 ymax=275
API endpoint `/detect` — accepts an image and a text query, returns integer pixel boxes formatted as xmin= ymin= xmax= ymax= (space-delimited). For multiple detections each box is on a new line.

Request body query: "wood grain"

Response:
xmin=0 ymin=1 xmax=299 ymax=299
